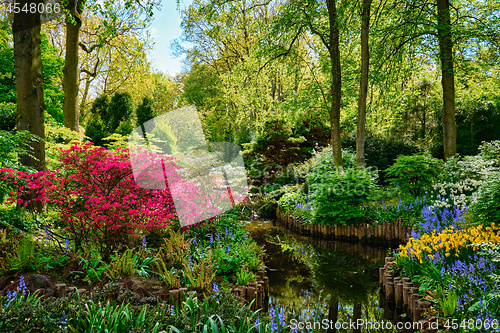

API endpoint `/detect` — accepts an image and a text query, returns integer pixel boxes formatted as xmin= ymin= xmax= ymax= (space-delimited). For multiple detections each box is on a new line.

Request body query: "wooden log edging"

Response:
xmin=230 ymin=269 xmax=269 ymax=310
xmin=380 ymin=256 xmax=438 ymax=333
xmin=276 ymin=208 xmax=411 ymax=243
xmin=55 ymin=273 xmax=269 ymax=311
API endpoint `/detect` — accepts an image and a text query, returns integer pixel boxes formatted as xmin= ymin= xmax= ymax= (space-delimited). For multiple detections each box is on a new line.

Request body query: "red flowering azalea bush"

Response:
xmin=1 ymin=142 xmax=180 ymax=260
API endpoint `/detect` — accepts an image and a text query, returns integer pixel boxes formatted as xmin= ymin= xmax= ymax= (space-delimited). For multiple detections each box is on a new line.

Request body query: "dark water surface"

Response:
xmin=245 ymin=220 xmax=414 ymax=333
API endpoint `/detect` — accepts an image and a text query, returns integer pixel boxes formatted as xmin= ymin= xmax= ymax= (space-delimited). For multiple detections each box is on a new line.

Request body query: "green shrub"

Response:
xmin=0 ymin=102 xmax=15 ymax=131
xmin=84 ymin=114 xmax=107 ymax=146
xmin=0 ymin=206 xmax=36 ymax=233
xmin=386 ymin=153 xmax=443 ymax=198
xmin=277 ymin=186 xmax=308 ymax=217
xmin=307 ymin=167 xmax=377 ymax=225
xmin=108 ymin=92 xmax=133 ymax=133
xmin=472 ymin=172 xmax=500 ymax=224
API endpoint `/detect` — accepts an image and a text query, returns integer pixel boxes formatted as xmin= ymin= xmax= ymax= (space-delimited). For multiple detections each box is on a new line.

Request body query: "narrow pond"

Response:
xmin=245 ymin=220 xmax=415 ymax=333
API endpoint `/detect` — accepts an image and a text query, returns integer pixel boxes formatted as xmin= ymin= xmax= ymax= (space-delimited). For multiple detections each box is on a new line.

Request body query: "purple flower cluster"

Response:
xmin=268 ymin=304 xmax=286 ymax=333
xmin=419 ymin=204 xmax=466 ymax=235
xmin=5 ymin=289 xmax=17 ymax=305
xmin=64 ymin=237 xmax=70 ymax=254
xmin=19 ymin=275 xmax=27 ymax=295
xmin=224 ymin=228 xmax=235 ymax=238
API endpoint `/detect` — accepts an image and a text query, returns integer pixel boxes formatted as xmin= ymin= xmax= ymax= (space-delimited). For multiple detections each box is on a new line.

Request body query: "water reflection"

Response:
xmin=246 ymin=220 xmax=409 ymax=333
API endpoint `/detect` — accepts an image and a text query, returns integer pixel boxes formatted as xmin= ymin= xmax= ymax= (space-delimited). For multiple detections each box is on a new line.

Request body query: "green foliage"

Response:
xmin=6 ymin=234 xmax=40 ymax=272
xmin=307 ymin=167 xmax=378 ymax=225
xmin=158 ymin=231 xmax=191 ymax=269
xmin=277 ymin=186 xmax=312 ymax=220
xmin=90 ymin=95 xmax=111 ymax=124
xmin=0 ymin=130 xmax=39 ymax=171
xmin=436 ymin=286 xmax=457 ymax=317
xmin=293 ymin=118 xmax=330 ymax=158
xmin=102 ymin=133 xmax=130 ymax=150
xmin=305 ymin=146 xmax=357 ymax=176
xmin=85 ymin=114 xmax=107 ymax=146
xmin=0 ymin=29 xmax=63 ymax=122
xmin=154 ymin=259 xmax=188 ymax=289
xmin=108 ymin=92 xmax=133 ymax=133
xmin=236 ymin=268 xmax=255 ymax=285
xmin=256 ymin=188 xmax=285 ymax=219
xmin=0 ymin=206 xmax=37 ymax=233
xmin=45 ymin=121 xmax=84 ymax=170
xmin=0 ymin=288 xmax=274 ymax=333
xmin=342 ymin=133 xmax=422 ymax=184
xmin=71 ymin=300 xmax=162 ymax=333
xmin=366 ymin=196 xmax=429 ymax=225
xmin=136 ymin=96 xmax=155 ymax=126
xmin=183 ymin=257 xmax=215 ymax=291
xmin=456 ymin=98 xmax=500 ymax=156
xmin=72 ymin=257 xmax=107 ymax=284
xmin=182 ymin=63 xmax=234 ymax=143
xmin=0 ymin=24 xmax=15 ymax=105
xmin=0 ymin=130 xmax=40 ymax=203
xmin=165 ymin=291 xmax=261 ymax=332
xmin=41 ymin=34 xmax=64 ymax=123
xmin=211 ymin=238 xmax=262 ymax=276
xmin=148 ymin=120 xmax=177 ymax=155
xmin=478 ymin=140 xmax=500 ymax=168
xmin=105 ymin=249 xmax=138 ymax=280
xmin=85 ymin=92 xmax=134 ymax=146
xmin=386 ymin=153 xmax=443 ymax=198
xmin=115 ymin=119 xmax=134 ymax=136
xmin=472 ymin=172 xmax=500 ymax=224
xmin=243 ymin=119 xmax=305 ymax=178
xmin=0 ymin=103 xmax=15 ymax=131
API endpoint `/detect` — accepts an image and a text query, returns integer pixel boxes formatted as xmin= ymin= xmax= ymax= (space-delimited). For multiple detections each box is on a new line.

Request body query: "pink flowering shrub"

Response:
xmin=1 ymin=142 xmax=179 ymax=261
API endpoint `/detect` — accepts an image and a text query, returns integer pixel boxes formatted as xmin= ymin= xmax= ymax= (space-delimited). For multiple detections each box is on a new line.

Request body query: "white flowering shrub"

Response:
xmin=432 ymin=179 xmax=483 ymax=210
xmin=478 ymin=140 xmax=500 ymax=167
xmin=431 ymin=151 xmax=496 ymax=211
xmin=439 ymin=155 xmax=494 ymax=183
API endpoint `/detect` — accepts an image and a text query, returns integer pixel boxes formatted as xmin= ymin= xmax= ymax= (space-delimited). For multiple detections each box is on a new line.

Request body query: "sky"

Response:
xmin=148 ymin=0 xmax=192 ymax=76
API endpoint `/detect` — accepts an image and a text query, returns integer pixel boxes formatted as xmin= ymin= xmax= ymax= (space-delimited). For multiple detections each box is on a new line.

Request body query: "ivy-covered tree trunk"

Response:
xmin=63 ymin=0 xmax=85 ymax=132
xmin=326 ymin=0 xmax=344 ymax=170
xmin=436 ymin=0 xmax=456 ymax=160
xmin=13 ymin=1 xmax=45 ymax=172
xmin=356 ymin=0 xmax=371 ymax=169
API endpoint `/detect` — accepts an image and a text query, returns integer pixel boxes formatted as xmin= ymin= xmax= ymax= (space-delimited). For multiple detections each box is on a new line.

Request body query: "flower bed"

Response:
xmin=391 ymin=222 xmax=500 ymax=329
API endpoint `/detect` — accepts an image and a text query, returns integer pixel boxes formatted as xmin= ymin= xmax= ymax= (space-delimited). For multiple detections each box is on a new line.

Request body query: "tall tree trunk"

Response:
xmin=13 ymin=0 xmax=46 ymax=212
xmin=356 ymin=0 xmax=371 ymax=168
xmin=13 ymin=0 xmax=45 ymax=172
xmin=79 ymin=76 xmax=91 ymax=119
xmin=63 ymin=0 xmax=84 ymax=132
xmin=436 ymin=0 xmax=456 ymax=160
xmin=326 ymin=0 xmax=344 ymax=170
